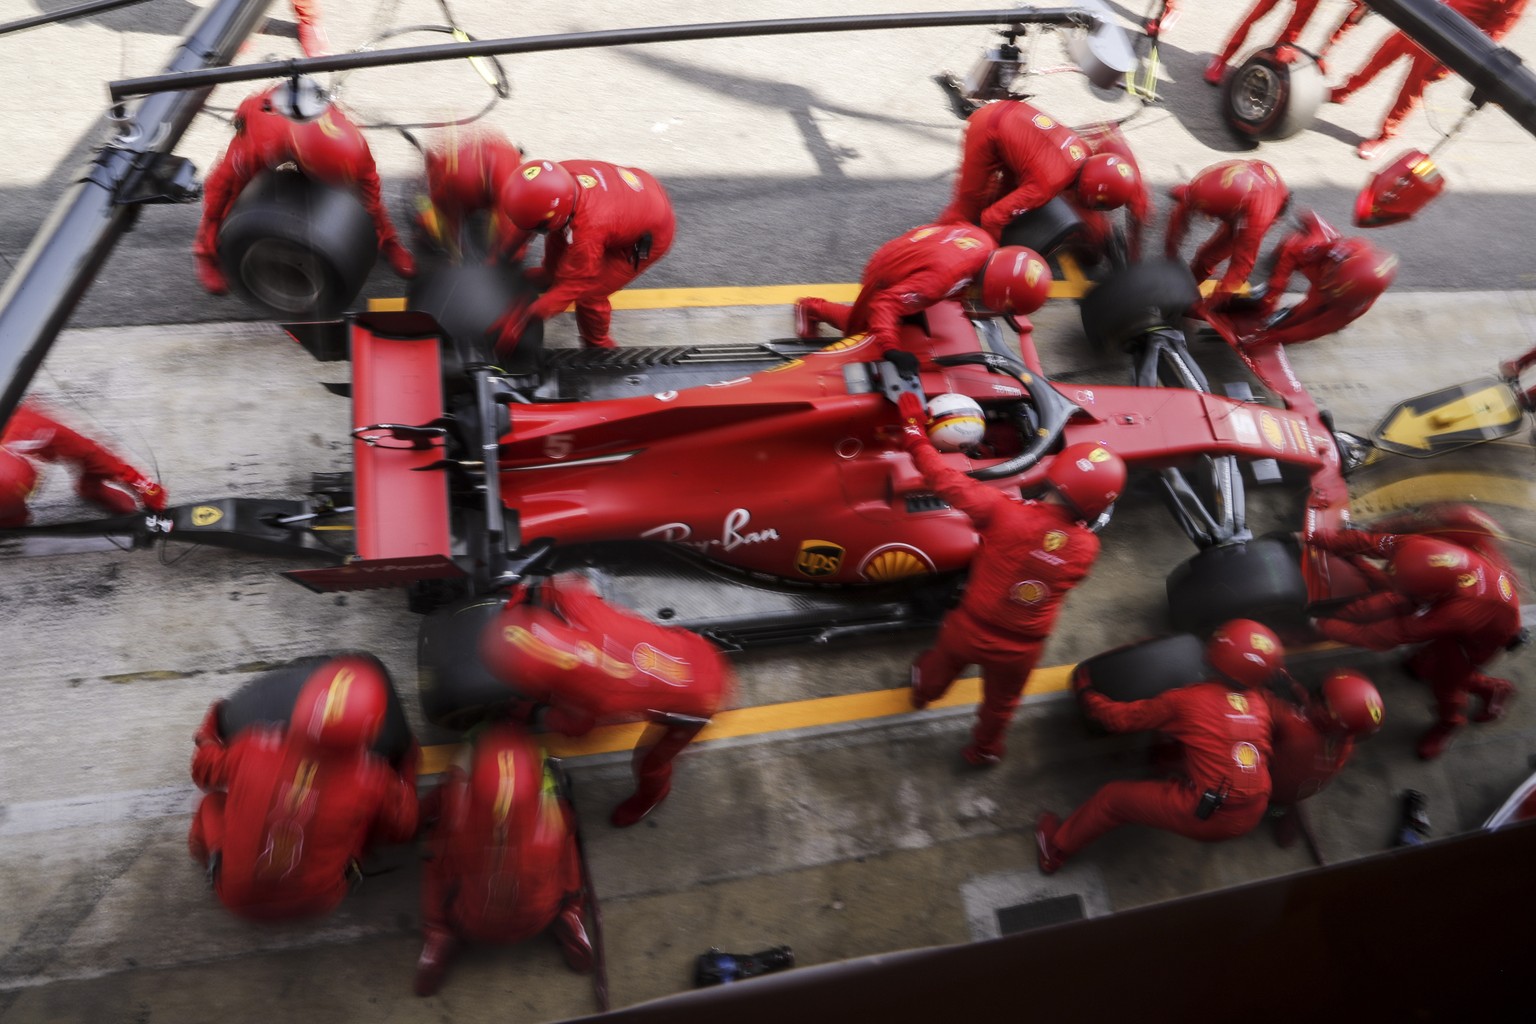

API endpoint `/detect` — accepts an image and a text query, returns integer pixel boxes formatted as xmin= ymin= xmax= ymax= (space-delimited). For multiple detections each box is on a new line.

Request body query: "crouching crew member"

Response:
xmin=1165 ymin=159 xmax=1290 ymax=308
xmin=194 ymin=77 xmax=416 ymax=295
xmin=899 ymin=407 xmax=1126 ymax=766
xmin=1264 ymin=668 xmax=1384 ymax=847
xmin=1 ymin=401 xmax=166 ymax=526
xmin=420 ymin=128 xmax=530 ymax=261
xmin=188 ymin=655 xmax=420 ymax=920
xmin=794 ymin=226 xmax=1052 ymax=354
xmin=1036 ymin=621 xmax=1283 ymax=872
xmin=480 ymin=574 xmax=731 ymax=827
xmin=495 ymin=158 xmax=675 ymax=353
xmin=1246 ymin=210 xmax=1397 ymax=347
xmin=1308 ymin=527 xmax=1522 ymax=760
xmin=413 ymin=723 xmax=593 ymax=997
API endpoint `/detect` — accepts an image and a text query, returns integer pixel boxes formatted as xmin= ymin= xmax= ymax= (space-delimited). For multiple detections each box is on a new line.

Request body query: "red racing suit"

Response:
xmin=905 ymin=437 xmax=1100 ymax=760
xmin=795 ymin=223 xmax=997 ymax=355
xmin=1165 ymin=160 xmax=1289 ymax=300
xmin=1214 ymin=1 xmax=1365 ymax=67
xmin=1054 ymin=683 xmax=1274 ymax=856
xmin=1331 ymin=0 xmax=1529 ymax=142
xmin=290 ymin=0 xmax=329 ymax=58
xmin=188 ymin=714 xmax=419 ymax=921
xmin=519 ymin=160 xmax=676 ymax=350
xmin=1311 ymin=529 xmax=1522 ymax=728
xmin=194 ymin=85 xmax=415 ymax=294
xmin=938 ymin=100 xmax=1088 ymax=239
xmin=480 ymin=574 xmax=731 ymax=825
xmin=422 ymin=131 xmax=529 ymax=261
xmin=419 ymin=724 xmax=583 ymax=948
xmin=0 ymin=401 xmax=165 ymax=527
xmin=1254 ymin=217 xmax=1398 ymax=346
xmin=1064 ymin=124 xmax=1150 ymax=261
xmin=1263 ymin=691 xmax=1356 ymax=805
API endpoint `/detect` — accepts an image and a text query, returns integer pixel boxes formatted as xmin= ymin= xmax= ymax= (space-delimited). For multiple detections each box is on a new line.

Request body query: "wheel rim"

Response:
xmin=1233 ymin=65 xmax=1281 ymax=122
xmin=241 ymin=238 xmax=327 ymax=314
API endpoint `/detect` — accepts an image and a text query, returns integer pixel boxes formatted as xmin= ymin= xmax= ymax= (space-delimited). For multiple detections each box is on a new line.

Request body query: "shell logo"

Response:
xmin=618 ymin=168 xmax=644 ymax=191
xmin=1457 ymin=573 xmax=1478 ymax=589
xmin=1226 ymin=693 xmax=1250 ymax=714
xmin=912 ymin=227 xmax=938 ymax=241
xmin=634 ymin=643 xmax=692 ymax=685
xmin=861 ymin=547 xmax=935 ymax=581
xmin=1010 ymin=580 xmax=1047 ymax=605
xmin=1232 ymin=741 xmax=1261 ymax=770
xmin=191 ymin=506 xmax=223 ymax=526
xmin=1499 ymin=575 xmax=1515 ymax=601
xmin=1258 ymin=412 xmax=1286 ymax=450
xmin=952 ymin=237 xmax=983 ymax=250
xmin=1428 ymin=552 xmax=1464 ymax=568
xmin=1043 ymin=530 xmax=1067 ymax=552
xmin=1249 ymin=633 xmax=1275 ymax=654
xmin=1033 ymin=114 xmax=1056 ymax=130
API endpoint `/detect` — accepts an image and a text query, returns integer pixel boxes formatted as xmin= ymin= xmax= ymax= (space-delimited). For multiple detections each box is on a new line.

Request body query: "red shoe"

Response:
xmin=413 ymin=932 xmax=459 ymax=997
xmin=1035 ymin=812 xmax=1065 ymax=875
xmin=195 ymin=255 xmax=229 ymax=295
xmin=961 ymin=741 xmax=1002 ymax=767
xmin=794 ymin=299 xmax=822 ymax=340
xmin=1499 ymin=358 xmax=1525 ymax=382
xmin=1416 ymin=721 xmax=1460 ymax=761
xmin=554 ymin=903 xmax=595 ymax=974
xmin=1328 ymin=87 xmax=1350 ymax=105
xmin=611 ymin=781 xmax=670 ymax=827
xmin=1202 ymin=58 xmax=1225 ymax=87
xmin=383 ymin=241 xmax=418 ymax=279
xmin=1473 ymin=680 xmax=1515 ymax=723
xmin=1356 ymin=137 xmax=1390 ymax=161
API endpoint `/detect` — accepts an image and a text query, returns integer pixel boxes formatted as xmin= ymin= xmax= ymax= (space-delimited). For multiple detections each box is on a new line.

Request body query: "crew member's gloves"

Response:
xmin=896 ymin=391 xmax=928 ymax=450
xmin=521 ymin=266 xmax=552 ymax=290
xmin=494 ymin=299 xmax=538 ymax=357
xmin=884 ymin=349 xmax=920 ymax=378
xmin=120 ymin=470 xmax=168 ymax=512
xmin=1079 ymin=687 xmax=1114 ymax=723
xmin=194 ymin=700 xmax=227 ymax=748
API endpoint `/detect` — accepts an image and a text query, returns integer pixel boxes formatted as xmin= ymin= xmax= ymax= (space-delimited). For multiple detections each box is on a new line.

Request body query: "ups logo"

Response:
xmin=796 ymin=540 xmax=844 ymax=578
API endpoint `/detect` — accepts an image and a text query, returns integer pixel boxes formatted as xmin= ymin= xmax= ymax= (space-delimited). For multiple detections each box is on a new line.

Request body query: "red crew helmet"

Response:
xmin=1206 ymin=619 xmax=1285 ymax=688
xmin=290 ymin=655 xmax=389 ymax=751
xmin=500 ymin=159 xmax=578 ymax=232
xmin=1389 ymin=535 xmax=1473 ymax=600
xmin=977 ymin=246 xmax=1052 ymax=315
xmin=1076 ymin=153 xmax=1139 ymax=211
xmin=1044 ymin=443 xmax=1126 ymax=520
xmin=1319 ymin=668 xmax=1385 ymax=737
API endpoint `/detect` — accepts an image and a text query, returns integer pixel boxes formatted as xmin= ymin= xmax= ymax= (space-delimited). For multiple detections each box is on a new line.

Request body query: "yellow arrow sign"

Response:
xmin=1374 ymin=380 xmax=1524 ymax=456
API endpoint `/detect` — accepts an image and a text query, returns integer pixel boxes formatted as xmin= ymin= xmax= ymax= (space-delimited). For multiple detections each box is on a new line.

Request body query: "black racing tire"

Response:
xmin=417 ymin=595 xmax=515 ymax=731
xmin=407 ymin=260 xmax=544 ymax=372
xmin=999 ymin=196 xmax=1086 ymax=257
xmin=1222 ymin=46 xmax=1327 ymax=143
xmin=1079 ymin=259 xmax=1200 ymax=349
xmin=214 ymin=653 xmax=414 ymax=766
xmin=217 ymin=169 xmax=378 ymax=319
xmin=1166 ymin=536 xmax=1308 ymax=636
xmin=1074 ymin=632 xmax=1208 ymax=705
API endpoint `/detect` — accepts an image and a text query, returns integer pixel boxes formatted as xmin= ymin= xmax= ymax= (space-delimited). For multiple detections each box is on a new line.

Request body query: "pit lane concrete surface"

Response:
xmin=3 ymin=3 xmax=1536 ymax=1022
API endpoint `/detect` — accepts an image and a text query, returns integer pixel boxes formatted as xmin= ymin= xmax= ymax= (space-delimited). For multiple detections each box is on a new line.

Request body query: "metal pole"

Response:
xmin=0 ymin=0 xmax=156 ymax=38
xmin=0 ymin=0 xmax=277 ymax=428
xmin=108 ymin=8 xmax=1101 ymax=100
xmin=1364 ymin=0 xmax=1536 ymax=135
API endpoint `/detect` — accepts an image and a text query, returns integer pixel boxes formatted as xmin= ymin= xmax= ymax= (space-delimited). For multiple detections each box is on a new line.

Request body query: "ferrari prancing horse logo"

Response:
xmin=191 ymin=506 xmax=223 ymax=527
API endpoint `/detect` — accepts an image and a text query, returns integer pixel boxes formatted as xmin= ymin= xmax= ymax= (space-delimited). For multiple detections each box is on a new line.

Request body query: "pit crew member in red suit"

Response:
xmin=420 ymin=129 xmax=530 ymax=261
xmin=898 ymin=416 xmax=1127 ymax=766
xmin=1035 ymin=621 xmax=1283 ymax=873
xmin=0 ymin=401 xmax=166 ymax=527
xmin=793 ymin=227 xmax=1052 ymax=352
xmin=936 ymin=99 xmax=1139 ymax=240
xmin=193 ymin=78 xmax=416 ymax=296
xmin=495 ymin=158 xmax=675 ymax=352
xmin=413 ymin=723 xmax=592 ymax=997
xmin=480 ymin=574 xmax=731 ymax=827
xmin=188 ymin=655 xmax=420 ymax=920
xmin=1329 ymin=0 xmax=1529 ymax=159
xmin=1308 ymin=529 xmax=1522 ymax=760
xmin=1165 ymin=159 xmax=1290 ymax=308
xmin=1204 ymin=2 xmax=1368 ymax=85
xmin=1063 ymin=124 xmax=1149 ymax=261
xmin=1245 ymin=210 xmax=1398 ymax=347
xmin=1264 ymin=668 xmax=1383 ymax=846
xmin=290 ymin=1 xmax=329 ymax=57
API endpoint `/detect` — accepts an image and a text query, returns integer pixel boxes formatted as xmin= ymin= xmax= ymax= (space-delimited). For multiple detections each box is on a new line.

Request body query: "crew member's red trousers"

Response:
xmin=912 ymin=609 xmax=1044 ymax=759
xmin=1407 ymin=639 xmax=1508 ymax=727
xmin=613 ymin=717 xmax=707 ymax=827
xmin=1331 ymin=35 xmax=1445 ymax=140
xmin=1259 ymin=287 xmax=1381 ymax=346
xmin=1053 ymin=778 xmax=1266 ymax=855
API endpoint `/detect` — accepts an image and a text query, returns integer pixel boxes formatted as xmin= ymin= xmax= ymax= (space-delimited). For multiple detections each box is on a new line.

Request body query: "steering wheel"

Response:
xmin=930 ymin=352 xmax=1081 ymax=481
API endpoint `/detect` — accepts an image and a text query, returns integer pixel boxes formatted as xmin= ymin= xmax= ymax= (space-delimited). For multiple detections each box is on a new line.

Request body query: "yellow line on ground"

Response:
xmin=1352 ymin=472 xmax=1536 ymax=518
xmin=367 ymin=278 xmax=1089 ymax=317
